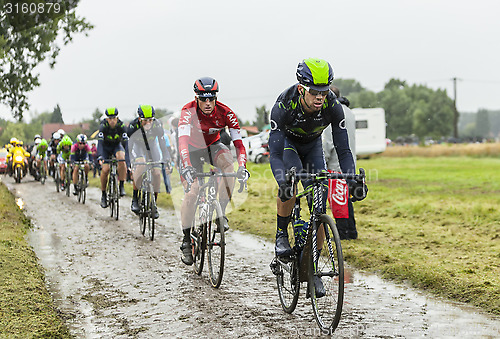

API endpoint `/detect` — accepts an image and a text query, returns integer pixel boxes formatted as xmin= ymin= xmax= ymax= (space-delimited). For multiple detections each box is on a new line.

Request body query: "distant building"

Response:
xmin=42 ymin=123 xmax=90 ymax=140
xmin=241 ymin=126 xmax=259 ymax=137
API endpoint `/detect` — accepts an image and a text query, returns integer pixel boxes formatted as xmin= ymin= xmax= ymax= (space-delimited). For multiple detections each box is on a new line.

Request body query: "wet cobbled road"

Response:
xmin=4 ymin=176 xmax=500 ymax=338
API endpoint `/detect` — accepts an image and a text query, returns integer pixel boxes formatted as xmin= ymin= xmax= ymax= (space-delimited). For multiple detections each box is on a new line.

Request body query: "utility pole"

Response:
xmin=452 ymin=77 xmax=460 ymax=139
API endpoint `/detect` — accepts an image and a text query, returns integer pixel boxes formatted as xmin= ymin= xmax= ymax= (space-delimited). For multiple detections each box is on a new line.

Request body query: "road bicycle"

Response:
xmin=269 ymin=167 xmax=366 ymax=334
xmin=74 ymin=161 xmax=88 ymax=204
xmin=134 ymin=161 xmax=163 ymax=241
xmin=104 ymin=158 xmax=124 ymax=220
xmin=187 ymin=169 xmax=247 ymax=288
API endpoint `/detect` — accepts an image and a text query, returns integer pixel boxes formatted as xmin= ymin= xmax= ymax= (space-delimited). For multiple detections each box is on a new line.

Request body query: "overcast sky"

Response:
xmin=2 ymin=0 xmax=500 ymax=123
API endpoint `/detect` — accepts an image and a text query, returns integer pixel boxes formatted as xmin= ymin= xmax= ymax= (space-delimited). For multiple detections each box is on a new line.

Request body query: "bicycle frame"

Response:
xmin=271 ymin=168 xmax=365 ymax=333
xmin=291 ymin=170 xmax=364 ymax=278
xmin=190 ymin=168 xmax=243 ymax=288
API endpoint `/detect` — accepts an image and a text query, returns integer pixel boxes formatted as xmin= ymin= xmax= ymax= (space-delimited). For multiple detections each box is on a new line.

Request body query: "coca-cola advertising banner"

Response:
xmin=327 ymin=170 xmax=349 ymax=218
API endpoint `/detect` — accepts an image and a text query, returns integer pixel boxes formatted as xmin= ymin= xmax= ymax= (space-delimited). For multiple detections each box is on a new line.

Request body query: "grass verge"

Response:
xmin=227 ymin=158 xmax=500 ymax=315
xmin=0 ymin=181 xmax=71 ymax=338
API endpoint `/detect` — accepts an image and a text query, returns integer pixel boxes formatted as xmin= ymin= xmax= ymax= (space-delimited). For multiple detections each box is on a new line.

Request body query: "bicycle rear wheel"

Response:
xmin=207 ymin=200 xmax=225 ymax=288
xmin=309 ymin=214 xmax=344 ymax=334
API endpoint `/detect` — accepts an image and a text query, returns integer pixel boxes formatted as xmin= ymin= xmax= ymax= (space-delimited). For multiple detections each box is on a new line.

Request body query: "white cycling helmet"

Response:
xmin=53 ymin=132 xmax=61 ymax=140
xmin=57 ymin=129 xmax=65 ymax=135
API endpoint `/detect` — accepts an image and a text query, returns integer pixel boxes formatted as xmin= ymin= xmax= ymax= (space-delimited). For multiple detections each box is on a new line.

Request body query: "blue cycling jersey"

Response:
xmin=269 ymin=84 xmax=355 ymax=185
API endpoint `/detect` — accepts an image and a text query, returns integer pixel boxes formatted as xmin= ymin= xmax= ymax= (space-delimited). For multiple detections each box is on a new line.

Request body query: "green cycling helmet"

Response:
xmin=60 ymin=135 xmax=73 ymax=146
xmin=105 ymin=107 xmax=119 ymax=117
xmin=137 ymin=105 xmax=155 ymax=119
xmin=296 ymin=58 xmax=334 ymax=91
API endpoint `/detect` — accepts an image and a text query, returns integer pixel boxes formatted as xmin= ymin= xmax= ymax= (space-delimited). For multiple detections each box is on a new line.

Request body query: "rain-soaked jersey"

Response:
xmin=269 ymin=84 xmax=355 ymax=178
xmin=177 ymin=100 xmax=247 ymax=167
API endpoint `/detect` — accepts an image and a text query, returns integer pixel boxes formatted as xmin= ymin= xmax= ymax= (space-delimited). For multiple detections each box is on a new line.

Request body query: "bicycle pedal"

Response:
xmin=269 ymin=257 xmax=279 ymax=275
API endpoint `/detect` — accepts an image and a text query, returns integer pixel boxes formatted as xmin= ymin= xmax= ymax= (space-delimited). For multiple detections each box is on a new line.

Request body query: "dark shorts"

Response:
xmin=187 ymin=141 xmax=230 ymax=173
xmin=130 ymin=141 xmax=161 ymax=164
xmin=102 ymin=143 xmax=125 ymax=160
xmin=283 ymin=137 xmax=326 ymax=190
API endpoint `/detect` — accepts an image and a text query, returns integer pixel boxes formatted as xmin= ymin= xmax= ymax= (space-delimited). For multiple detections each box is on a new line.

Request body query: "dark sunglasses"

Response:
xmin=197 ymin=96 xmax=216 ymax=102
xmin=302 ymin=85 xmax=329 ymax=97
xmin=78 ymin=142 xmax=86 ymax=145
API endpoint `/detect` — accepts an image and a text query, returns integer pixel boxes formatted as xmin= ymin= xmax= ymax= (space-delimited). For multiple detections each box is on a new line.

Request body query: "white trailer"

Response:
xmin=351 ymin=107 xmax=386 ymax=156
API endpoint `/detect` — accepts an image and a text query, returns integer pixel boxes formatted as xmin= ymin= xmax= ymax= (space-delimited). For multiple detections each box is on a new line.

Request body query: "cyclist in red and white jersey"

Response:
xmin=178 ymin=77 xmax=249 ymax=265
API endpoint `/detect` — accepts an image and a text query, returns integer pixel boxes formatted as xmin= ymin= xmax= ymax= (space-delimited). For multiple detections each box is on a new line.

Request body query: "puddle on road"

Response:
xmin=340 ymin=267 xmax=500 ymax=338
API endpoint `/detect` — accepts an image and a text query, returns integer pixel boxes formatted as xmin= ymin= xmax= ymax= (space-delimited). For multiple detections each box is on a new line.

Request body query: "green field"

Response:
xmin=1 ymin=156 xmax=499 ymax=337
xmin=227 ymin=157 xmax=500 ymax=315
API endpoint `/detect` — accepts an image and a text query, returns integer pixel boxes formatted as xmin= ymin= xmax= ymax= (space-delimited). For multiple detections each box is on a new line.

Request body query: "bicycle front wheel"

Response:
xmin=148 ymin=191 xmax=155 ymax=240
xmin=207 ymin=200 xmax=225 ymax=288
xmin=40 ymin=163 xmax=46 ymax=185
xmin=138 ymin=191 xmax=146 ymax=235
xmin=192 ymin=201 xmax=206 ymax=275
xmin=54 ymin=166 xmax=60 ymax=192
xmin=113 ymin=175 xmax=119 ymax=220
xmin=109 ymin=175 xmax=116 ymax=218
xmin=65 ymin=171 xmax=71 ymax=197
xmin=79 ymin=171 xmax=87 ymax=204
xmin=309 ymin=214 xmax=344 ymax=334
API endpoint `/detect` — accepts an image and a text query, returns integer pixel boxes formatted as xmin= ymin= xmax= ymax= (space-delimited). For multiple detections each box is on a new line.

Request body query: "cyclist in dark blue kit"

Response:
xmin=269 ymin=58 xmax=364 ymax=297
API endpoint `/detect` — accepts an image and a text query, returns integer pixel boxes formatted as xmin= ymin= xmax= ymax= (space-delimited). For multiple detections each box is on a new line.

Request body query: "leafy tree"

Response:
xmin=475 ymin=109 xmax=490 ymax=138
xmin=349 ymin=90 xmax=379 ymax=108
xmin=0 ymin=0 xmax=93 ymax=121
xmin=384 ymin=78 xmax=407 ymax=91
xmin=331 ymin=78 xmax=364 ymax=97
xmin=253 ymin=105 xmax=269 ymax=131
xmin=50 ymin=104 xmax=64 ymax=123
xmin=0 ymin=121 xmax=27 ymax=146
xmin=379 ymin=88 xmax=413 ymax=139
xmin=155 ymin=108 xmax=174 ymax=120
xmin=87 ymin=108 xmax=103 ymax=133
xmin=28 ymin=111 xmax=52 ymax=125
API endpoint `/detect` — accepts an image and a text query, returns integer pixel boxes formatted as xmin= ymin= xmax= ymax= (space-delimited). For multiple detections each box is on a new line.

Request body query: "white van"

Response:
xmin=351 ymin=108 xmax=387 ymax=156
xmin=242 ymin=130 xmax=270 ymax=163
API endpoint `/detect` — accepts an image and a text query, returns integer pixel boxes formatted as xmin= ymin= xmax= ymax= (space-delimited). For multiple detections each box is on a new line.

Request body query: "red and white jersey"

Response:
xmin=178 ymin=100 xmax=247 ymax=167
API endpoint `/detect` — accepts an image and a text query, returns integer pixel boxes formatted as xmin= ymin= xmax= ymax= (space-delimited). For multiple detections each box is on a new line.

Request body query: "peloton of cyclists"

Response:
xmin=70 ymin=134 xmax=92 ymax=195
xmin=127 ymin=105 xmax=171 ymax=219
xmin=178 ymin=77 xmax=249 ymax=266
xmin=97 ymin=108 xmax=128 ymax=208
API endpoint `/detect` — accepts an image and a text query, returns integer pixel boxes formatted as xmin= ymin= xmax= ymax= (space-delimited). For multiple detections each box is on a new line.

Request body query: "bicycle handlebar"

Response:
xmin=286 ymin=167 xmax=366 ymax=188
xmin=103 ymin=158 xmax=126 ymax=164
xmin=185 ymin=171 xmax=248 ymax=193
